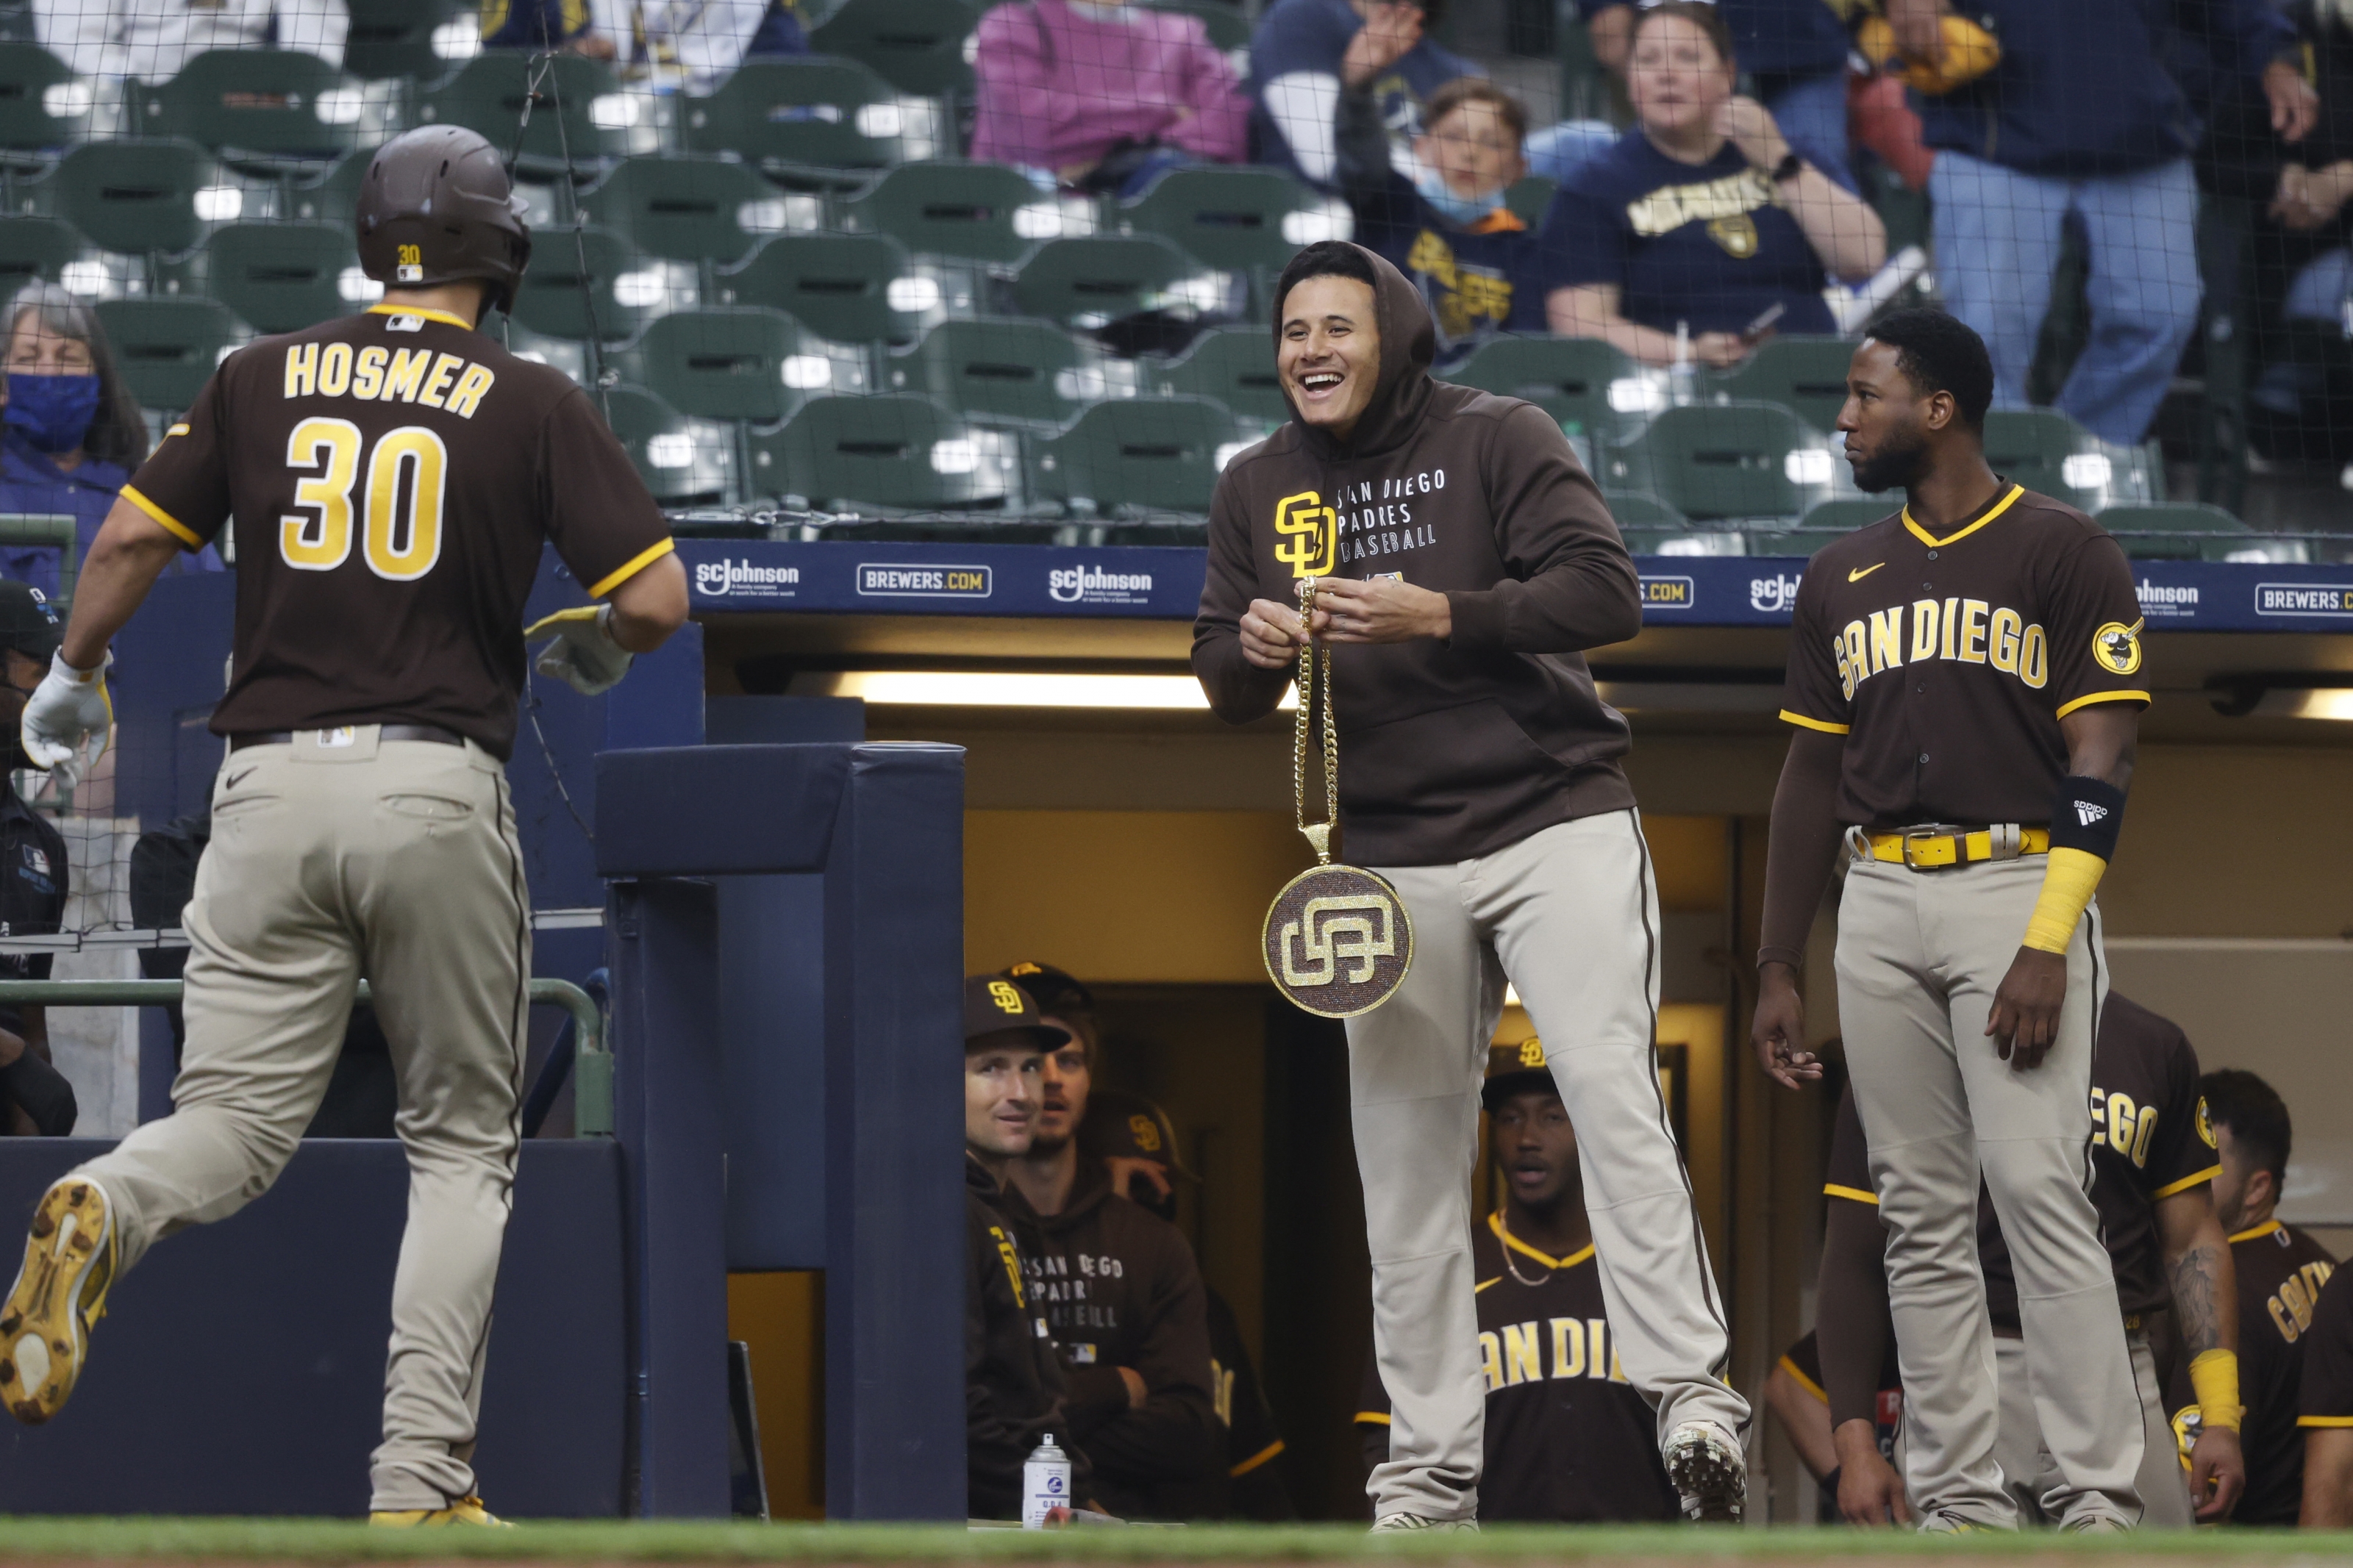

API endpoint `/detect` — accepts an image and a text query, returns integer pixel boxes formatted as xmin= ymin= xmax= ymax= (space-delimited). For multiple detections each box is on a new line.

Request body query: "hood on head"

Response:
xmin=1272 ymin=241 xmax=1437 ymax=460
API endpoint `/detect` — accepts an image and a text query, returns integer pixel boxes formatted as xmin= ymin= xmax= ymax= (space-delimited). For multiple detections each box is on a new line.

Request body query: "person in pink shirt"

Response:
xmin=971 ymin=0 xmax=1249 ymax=196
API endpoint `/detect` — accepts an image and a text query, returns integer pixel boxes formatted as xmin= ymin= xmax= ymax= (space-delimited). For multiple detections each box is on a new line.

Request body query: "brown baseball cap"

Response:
xmin=964 ymin=973 xmax=1071 ymax=1054
xmin=1080 ymin=1089 xmax=1199 ymax=1181
xmin=1482 ymin=1037 xmax=1558 ymax=1111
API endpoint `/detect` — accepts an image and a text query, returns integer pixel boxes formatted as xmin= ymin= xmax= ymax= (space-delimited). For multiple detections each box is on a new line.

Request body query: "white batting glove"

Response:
xmin=524 ymin=604 xmax=634 ymax=696
xmin=21 ymin=648 xmax=112 ymax=786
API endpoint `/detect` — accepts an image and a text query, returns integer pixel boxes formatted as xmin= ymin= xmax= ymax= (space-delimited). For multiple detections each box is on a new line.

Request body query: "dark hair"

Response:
xmin=1274 ymin=241 xmax=1379 ymax=326
xmin=1865 ymin=307 xmax=1995 ymax=431
xmin=1421 ymin=77 xmax=1527 ymax=147
xmin=1630 ymin=0 xmax=1737 ymax=72
xmin=2203 ymin=1068 xmax=2290 ymax=1186
xmin=5 ymin=281 xmax=148 ymax=468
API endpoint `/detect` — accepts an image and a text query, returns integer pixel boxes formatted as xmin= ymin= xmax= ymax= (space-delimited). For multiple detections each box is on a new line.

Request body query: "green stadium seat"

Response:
xmin=1013 ymin=234 xmax=1201 ymax=327
xmin=1440 ymin=335 xmax=1633 ymax=436
xmin=1721 ymin=334 xmax=1857 ymax=432
xmin=840 ymin=160 xmax=1046 ymax=265
xmin=126 ymin=50 xmax=362 ymax=168
xmin=285 ymin=150 xmax=368 ymax=223
xmin=1795 ymin=498 xmax=1892 ymax=533
xmin=1503 ymin=173 xmax=1556 ymax=226
xmin=0 ymin=43 xmax=88 ymax=160
xmin=808 ymin=0 xmax=979 ymax=97
xmin=754 ymin=393 xmax=1005 ymax=509
xmin=621 ymin=305 xmax=811 ymax=423
xmin=1155 ymin=325 xmax=1288 ymax=425
xmin=96 ymin=297 xmax=238 ymax=410
xmin=202 ymin=221 xmax=354 ymax=334
xmin=1140 ymin=0 xmax=1251 ymax=51
xmin=2096 ymin=502 xmax=2270 ymax=562
xmin=681 ymin=58 xmax=908 ymax=188
xmin=41 ymin=138 xmax=218 ymax=255
xmin=0 ymin=215 xmax=85 ymax=291
xmin=1608 ymin=492 xmax=1688 ymax=529
xmin=346 ymin=0 xmax=460 ymax=80
xmin=1635 ymin=400 xmax=1827 ymax=520
xmin=601 ymin=384 xmax=731 ymax=506
xmin=419 ymin=53 xmax=636 ymax=176
xmin=1029 ymin=395 xmax=1233 ymax=514
xmin=1982 ymin=407 xmax=2098 ymax=508
xmin=891 ymin=317 xmax=1095 ymax=427
xmin=1117 ymin=166 xmax=1332 ymax=275
xmin=581 ymin=154 xmax=778 ymax=268
xmin=716 ymin=232 xmax=918 ymax=344
xmin=505 ymin=226 xmax=654 ymax=344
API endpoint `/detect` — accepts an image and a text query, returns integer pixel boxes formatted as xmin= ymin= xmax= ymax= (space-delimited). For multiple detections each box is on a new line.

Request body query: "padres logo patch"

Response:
xmin=1272 ymin=490 xmax=1336 ymax=579
xmin=1518 ymin=1038 xmax=1546 ymax=1069
xmin=2196 ymin=1095 xmax=2215 ymax=1149
xmin=987 ymin=979 xmax=1024 ymax=1014
xmin=1263 ymin=863 xmax=1413 ymax=1017
xmin=1128 ymin=1114 xmax=1161 ymax=1153
xmin=1707 ymin=214 xmax=1759 ymax=258
xmin=2093 ymin=619 xmax=2143 ymax=676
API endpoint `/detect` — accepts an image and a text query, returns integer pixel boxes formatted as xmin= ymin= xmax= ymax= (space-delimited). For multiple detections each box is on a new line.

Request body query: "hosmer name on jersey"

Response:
xmin=1832 ymin=596 xmax=2051 ymax=701
xmin=1480 ymin=1315 xmax=1628 ymax=1392
xmin=282 ymin=342 xmax=496 ymax=418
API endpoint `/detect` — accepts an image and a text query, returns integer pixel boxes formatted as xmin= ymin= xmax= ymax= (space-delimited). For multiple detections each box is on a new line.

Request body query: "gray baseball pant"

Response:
xmin=1838 ymin=852 xmax=2142 ymax=1529
xmin=1995 ymin=1329 xmax=2188 ymax=1526
xmin=74 ymin=726 xmax=531 ymax=1511
xmin=1350 ymin=811 xmax=1748 ymax=1521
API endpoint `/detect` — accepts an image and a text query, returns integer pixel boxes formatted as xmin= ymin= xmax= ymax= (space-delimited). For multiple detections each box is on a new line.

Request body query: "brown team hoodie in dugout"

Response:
xmin=1190 ymin=243 xmax=1643 ymax=867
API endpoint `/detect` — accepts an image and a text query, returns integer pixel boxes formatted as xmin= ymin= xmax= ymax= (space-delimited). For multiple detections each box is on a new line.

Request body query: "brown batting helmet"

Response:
xmin=356 ymin=126 xmax=532 ymax=315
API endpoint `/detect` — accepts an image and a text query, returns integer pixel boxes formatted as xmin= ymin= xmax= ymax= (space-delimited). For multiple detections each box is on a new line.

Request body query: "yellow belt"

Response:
xmin=1863 ymin=825 xmax=2050 ymax=870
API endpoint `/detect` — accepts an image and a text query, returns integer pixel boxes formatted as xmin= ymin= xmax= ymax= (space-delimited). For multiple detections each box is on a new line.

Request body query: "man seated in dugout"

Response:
xmin=0 ymin=582 xmax=70 ymax=1137
xmin=1356 ymin=1039 xmax=1679 ymax=1522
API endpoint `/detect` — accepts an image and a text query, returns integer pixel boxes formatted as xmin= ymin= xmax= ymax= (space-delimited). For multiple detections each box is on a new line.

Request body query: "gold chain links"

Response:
xmin=1293 ymin=575 xmax=1338 ymax=864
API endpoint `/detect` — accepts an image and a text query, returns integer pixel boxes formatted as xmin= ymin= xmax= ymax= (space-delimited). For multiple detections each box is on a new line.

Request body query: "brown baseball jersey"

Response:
xmin=1779 ymin=484 xmax=2149 ymax=827
xmin=1355 ymin=1214 xmax=1678 ymax=1522
xmin=2168 ymin=1220 xmax=2334 ymax=1525
xmin=2299 ymin=1260 xmax=2353 ymax=1439
xmin=118 ymin=303 xmax=674 ymax=759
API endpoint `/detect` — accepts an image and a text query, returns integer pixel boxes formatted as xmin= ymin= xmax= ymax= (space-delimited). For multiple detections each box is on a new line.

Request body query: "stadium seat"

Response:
xmin=125 ymin=50 xmax=363 ymax=168
xmin=581 ymin=154 xmax=779 ymax=268
xmin=1141 ymin=0 xmax=1252 ymax=51
xmin=601 ymin=383 xmax=732 ymax=506
xmin=506 ymin=226 xmax=654 ymax=344
xmin=717 ymin=232 xmax=918 ymax=344
xmin=345 ymin=0 xmax=461 ymax=81
xmin=681 ymin=58 xmax=909 ymax=189
xmin=201 ymin=221 xmax=355 ymax=334
xmin=1721 ymin=335 xmax=1857 ymax=432
xmin=0 ymin=215 xmax=84 ymax=291
xmin=1029 ymin=395 xmax=1233 ymax=513
xmin=0 ymin=43 xmax=88 ymax=160
xmin=1635 ymin=400 xmax=1827 ymax=520
xmin=285 ymin=150 xmax=368 ymax=223
xmin=621 ymin=305 xmax=813 ymax=423
xmin=419 ymin=53 xmax=638 ymax=176
xmin=96 ymin=297 xmax=238 ymax=410
xmin=1503 ymin=173 xmax=1557 ymax=226
xmin=1013 ymin=234 xmax=1202 ymax=327
xmin=891 ymin=317 xmax=1096 ymax=427
xmin=40 ymin=137 xmax=217 ymax=255
xmin=1982 ymin=407 xmax=2099 ymax=509
xmin=808 ymin=0 xmax=979 ymax=97
xmin=1155 ymin=325 xmax=1290 ymax=426
xmin=1441 ymin=335 xmax=1632 ymax=436
xmin=754 ymin=393 xmax=1006 ymax=509
xmin=1118 ymin=166 xmax=1336 ymax=276
xmin=840 ymin=160 xmax=1046 ymax=265
xmin=2096 ymin=502 xmax=2276 ymax=562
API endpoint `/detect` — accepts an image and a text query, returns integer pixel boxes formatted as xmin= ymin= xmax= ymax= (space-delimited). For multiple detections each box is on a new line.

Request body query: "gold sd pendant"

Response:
xmin=1263 ymin=574 xmax=1413 ymax=1016
xmin=1263 ymin=861 xmax=1415 ymax=1017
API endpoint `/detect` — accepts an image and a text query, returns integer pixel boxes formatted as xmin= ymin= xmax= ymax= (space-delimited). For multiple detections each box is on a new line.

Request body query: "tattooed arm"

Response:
xmin=2157 ymin=1185 xmax=2244 ymax=1522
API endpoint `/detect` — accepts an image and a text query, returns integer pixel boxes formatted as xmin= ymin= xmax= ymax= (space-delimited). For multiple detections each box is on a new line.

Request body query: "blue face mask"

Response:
xmin=1414 ymin=168 xmax=1507 ymax=229
xmin=4 ymin=373 xmax=99 ymax=455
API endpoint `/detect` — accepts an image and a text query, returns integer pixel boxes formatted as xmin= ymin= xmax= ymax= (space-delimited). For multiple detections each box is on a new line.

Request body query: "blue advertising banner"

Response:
xmin=676 ymin=542 xmax=2353 ymax=634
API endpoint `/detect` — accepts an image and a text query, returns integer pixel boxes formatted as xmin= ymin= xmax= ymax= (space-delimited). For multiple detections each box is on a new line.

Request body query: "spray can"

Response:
xmin=1021 ymin=1432 xmax=1072 ymax=1528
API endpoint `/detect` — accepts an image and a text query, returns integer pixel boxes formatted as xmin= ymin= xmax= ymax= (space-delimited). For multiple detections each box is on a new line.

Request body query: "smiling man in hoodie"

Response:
xmin=1191 ymin=240 xmax=1749 ymax=1528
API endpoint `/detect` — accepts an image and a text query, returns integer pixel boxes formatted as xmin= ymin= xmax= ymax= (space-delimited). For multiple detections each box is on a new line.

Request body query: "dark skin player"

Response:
xmin=1493 ymin=1083 xmax=1590 ymax=1259
xmin=1749 ymin=338 xmax=2137 ymax=1089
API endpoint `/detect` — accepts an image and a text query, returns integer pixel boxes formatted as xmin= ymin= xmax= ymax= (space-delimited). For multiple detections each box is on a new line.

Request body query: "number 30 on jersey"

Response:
xmin=281 ymin=417 xmax=445 ymax=580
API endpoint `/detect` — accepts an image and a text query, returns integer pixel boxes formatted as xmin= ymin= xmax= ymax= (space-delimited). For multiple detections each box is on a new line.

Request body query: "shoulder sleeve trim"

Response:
xmin=1823 ymin=1182 xmax=1879 ymax=1206
xmin=1353 ymin=1411 xmax=1392 ymax=1426
xmin=2054 ymin=689 xmax=2152 ymax=720
xmin=1231 ymin=1439 xmax=1287 ymax=1475
xmin=2300 ymin=1415 xmax=2353 ymax=1428
xmin=1780 ymin=709 xmax=1851 ymax=735
xmin=1777 ymin=1353 xmax=1828 ymax=1403
xmin=2153 ymin=1164 xmax=2221 ymax=1199
xmin=589 ymin=537 xmax=676 ymax=600
xmin=118 ymin=484 xmax=204 ymax=551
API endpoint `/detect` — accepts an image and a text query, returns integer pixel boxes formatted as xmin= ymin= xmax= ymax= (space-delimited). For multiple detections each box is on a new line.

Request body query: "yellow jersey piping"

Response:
xmin=2054 ymin=689 xmax=2152 ymax=719
xmin=589 ymin=537 xmax=676 ymax=599
xmin=119 ymin=484 xmax=204 ymax=550
xmin=1230 ymin=1439 xmax=1286 ymax=1475
xmin=1354 ymin=1411 xmax=1392 ymax=1426
xmin=2301 ymin=1415 xmax=2353 ymax=1428
xmin=1777 ymin=1353 xmax=1828 ymax=1404
xmin=367 ymin=301 xmax=476 ymax=331
xmin=2152 ymin=1164 xmax=2221 ymax=1199
xmin=1824 ymin=1182 xmax=1879 ymax=1206
xmin=1473 ymin=1276 xmax=1499 ymax=1295
xmin=1489 ymin=1212 xmax=1593 ymax=1271
xmin=1902 ymin=482 xmax=2024 ymax=549
xmin=1780 ymin=709 xmax=1851 ymax=735
xmin=2229 ymin=1218 xmax=2284 ymax=1245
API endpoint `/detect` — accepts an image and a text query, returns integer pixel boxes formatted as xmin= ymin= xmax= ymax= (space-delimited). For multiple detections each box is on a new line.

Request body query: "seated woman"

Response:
xmin=1542 ymin=1 xmax=1883 ymax=369
xmin=0 ymin=281 xmax=221 ymax=600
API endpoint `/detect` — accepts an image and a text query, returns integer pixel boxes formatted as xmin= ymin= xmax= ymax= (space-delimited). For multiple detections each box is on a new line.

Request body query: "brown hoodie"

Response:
xmin=1190 ymin=243 xmax=1642 ymax=867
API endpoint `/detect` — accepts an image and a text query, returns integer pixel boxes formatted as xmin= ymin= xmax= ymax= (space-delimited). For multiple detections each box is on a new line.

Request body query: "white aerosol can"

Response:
xmin=1021 ymin=1433 xmax=1071 ymax=1528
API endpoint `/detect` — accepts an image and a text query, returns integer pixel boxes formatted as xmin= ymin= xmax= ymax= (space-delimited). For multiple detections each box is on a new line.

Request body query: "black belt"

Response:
xmin=228 ymin=724 xmax=465 ymax=752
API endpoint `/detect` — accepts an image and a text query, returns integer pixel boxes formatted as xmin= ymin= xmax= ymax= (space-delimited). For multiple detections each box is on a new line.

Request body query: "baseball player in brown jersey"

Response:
xmin=2298 ymin=1252 xmax=2353 ymax=1523
xmin=1750 ymin=309 xmax=2160 ymax=1531
xmin=0 ymin=126 xmax=688 ymax=1522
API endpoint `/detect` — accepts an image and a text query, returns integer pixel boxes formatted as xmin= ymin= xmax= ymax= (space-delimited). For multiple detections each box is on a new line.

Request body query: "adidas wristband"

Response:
xmin=2047 ymin=775 xmax=2127 ymax=862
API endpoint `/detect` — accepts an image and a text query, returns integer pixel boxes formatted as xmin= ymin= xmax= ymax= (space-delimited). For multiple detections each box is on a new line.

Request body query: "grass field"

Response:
xmin=0 ymin=1522 xmax=2349 ymax=1564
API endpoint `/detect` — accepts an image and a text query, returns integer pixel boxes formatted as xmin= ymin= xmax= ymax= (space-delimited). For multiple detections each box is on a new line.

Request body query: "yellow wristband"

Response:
xmin=2189 ymin=1348 xmax=2243 ymax=1433
xmin=2021 ymin=846 xmax=2106 ymax=953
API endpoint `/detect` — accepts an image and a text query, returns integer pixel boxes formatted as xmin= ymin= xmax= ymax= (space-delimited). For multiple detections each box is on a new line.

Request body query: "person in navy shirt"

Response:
xmin=1543 ymin=3 xmax=1882 ymax=369
xmin=0 ymin=282 xmax=221 ymax=601
xmin=1341 ymin=78 xmax=1557 ymax=365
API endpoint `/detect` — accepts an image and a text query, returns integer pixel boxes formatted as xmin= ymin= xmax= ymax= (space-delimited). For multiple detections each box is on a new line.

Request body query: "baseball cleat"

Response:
xmin=1368 ymin=1512 xmax=1478 ymax=1533
xmin=0 ymin=1177 xmax=116 ymax=1425
xmin=1664 ymin=1420 xmax=1746 ymax=1523
xmin=369 ymin=1495 xmax=513 ymax=1527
